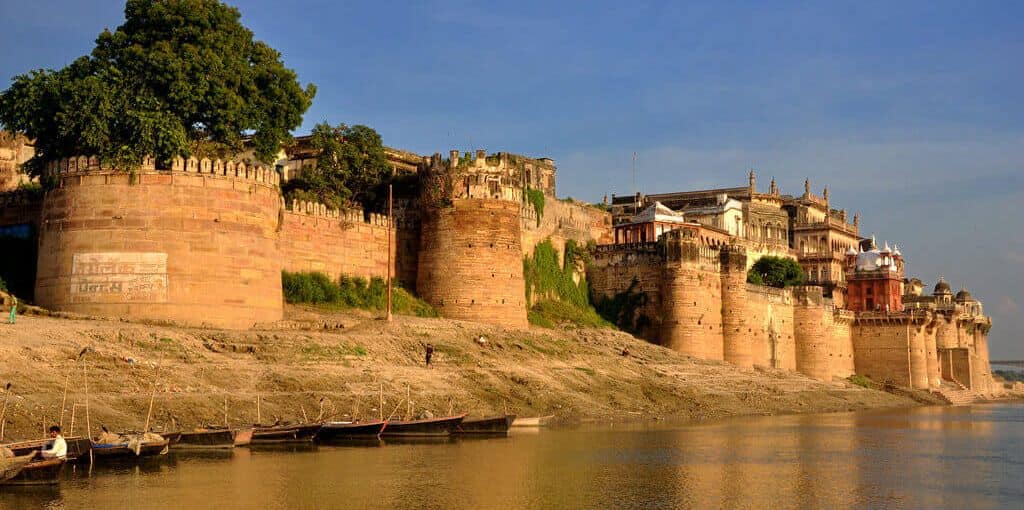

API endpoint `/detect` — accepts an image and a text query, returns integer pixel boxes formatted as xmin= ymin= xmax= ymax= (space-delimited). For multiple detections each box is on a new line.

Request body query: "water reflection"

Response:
xmin=1 ymin=404 xmax=1020 ymax=509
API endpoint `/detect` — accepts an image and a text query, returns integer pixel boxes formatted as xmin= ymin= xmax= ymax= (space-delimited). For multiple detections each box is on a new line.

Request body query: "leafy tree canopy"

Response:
xmin=747 ymin=256 xmax=805 ymax=288
xmin=0 ymin=0 xmax=315 ymax=175
xmin=282 ymin=122 xmax=394 ymax=211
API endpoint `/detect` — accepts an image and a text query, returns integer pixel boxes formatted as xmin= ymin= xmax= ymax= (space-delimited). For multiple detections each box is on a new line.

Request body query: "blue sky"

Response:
xmin=1 ymin=1 xmax=1021 ymax=357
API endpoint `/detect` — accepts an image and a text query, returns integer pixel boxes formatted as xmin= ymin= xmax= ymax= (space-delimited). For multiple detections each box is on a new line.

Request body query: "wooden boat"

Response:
xmin=456 ymin=415 xmax=516 ymax=435
xmin=164 ymin=429 xmax=236 ymax=450
xmin=511 ymin=415 xmax=554 ymax=427
xmin=316 ymin=420 xmax=387 ymax=442
xmin=0 ymin=457 xmax=65 ymax=486
xmin=91 ymin=432 xmax=169 ymax=459
xmin=3 ymin=436 xmax=92 ymax=462
xmin=381 ymin=414 xmax=466 ymax=437
xmin=250 ymin=423 xmax=321 ymax=443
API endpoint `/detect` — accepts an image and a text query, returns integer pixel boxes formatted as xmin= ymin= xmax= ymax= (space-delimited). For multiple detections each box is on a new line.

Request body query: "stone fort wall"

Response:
xmin=35 ymin=156 xmax=283 ymax=328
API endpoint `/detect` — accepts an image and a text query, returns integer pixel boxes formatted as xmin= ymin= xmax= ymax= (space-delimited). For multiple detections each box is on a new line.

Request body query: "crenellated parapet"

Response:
xmin=283 ymin=199 xmax=401 ymax=228
xmin=44 ymin=155 xmax=281 ymax=188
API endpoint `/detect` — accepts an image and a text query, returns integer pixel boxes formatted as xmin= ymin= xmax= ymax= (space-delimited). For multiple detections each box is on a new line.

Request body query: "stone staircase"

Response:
xmin=933 ymin=382 xmax=977 ymax=405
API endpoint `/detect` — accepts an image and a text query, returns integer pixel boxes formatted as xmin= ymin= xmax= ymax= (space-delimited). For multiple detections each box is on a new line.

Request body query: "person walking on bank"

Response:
xmin=425 ymin=343 xmax=434 ymax=368
xmin=37 ymin=425 xmax=67 ymax=460
xmin=7 ymin=296 xmax=15 ymax=325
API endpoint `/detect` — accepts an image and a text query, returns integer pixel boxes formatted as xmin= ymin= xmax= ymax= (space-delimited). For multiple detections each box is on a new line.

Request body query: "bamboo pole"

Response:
xmin=224 ymin=397 xmax=229 ymax=428
xmin=379 ymin=383 xmax=383 ymax=421
xmin=406 ymin=384 xmax=411 ymax=420
xmin=256 ymin=395 xmax=262 ymax=425
xmin=0 ymin=383 xmax=10 ymax=441
xmin=300 ymin=405 xmax=308 ymax=423
xmin=59 ymin=373 xmax=69 ymax=429
xmin=69 ymin=403 xmax=80 ymax=436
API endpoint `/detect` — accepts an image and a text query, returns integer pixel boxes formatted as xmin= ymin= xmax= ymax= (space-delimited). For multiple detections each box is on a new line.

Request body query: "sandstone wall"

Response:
xmin=278 ymin=200 xmax=418 ymax=286
xmin=793 ymin=286 xmax=833 ymax=381
xmin=587 ymin=244 xmax=663 ymax=342
xmin=417 ymin=198 xmax=527 ymax=328
xmin=720 ymin=246 xmax=751 ymax=368
xmin=661 ymin=238 xmax=722 ymax=359
xmin=35 ymin=158 xmax=283 ymax=328
xmin=521 ymin=198 xmax=612 ymax=258
xmin=852 ymin=319 xmax=913 ymax=387
xmin=745 ymin=285 xmax=795 ymax=370
xmin=830 ymin=311 xmax=856 ymax=378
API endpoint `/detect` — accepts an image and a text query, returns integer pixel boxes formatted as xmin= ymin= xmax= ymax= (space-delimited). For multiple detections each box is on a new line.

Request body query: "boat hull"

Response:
xmin=91 ymin=440 xmax=169 ymax=458
xmin=382 ymin=415 xmax=466 ymax=437
xmin=3 ymin=436 xmax=92 ymax=462
xmin=251 ymin=423 xmax=321 ymax=443
xmin=166 ymin=429 xmax=236 ymax=450
xmin=0 ymin=458 xmax=65 ymax=486
xmin=456 ymin=415 xmax=515 ymax=435
xmin=511 ymin=415 xmax=554 ymax=427
xmin=316 ymin=421 xmax=387 ymax=441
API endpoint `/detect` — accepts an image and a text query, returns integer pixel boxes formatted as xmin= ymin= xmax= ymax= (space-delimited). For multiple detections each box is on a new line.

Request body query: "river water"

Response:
xmin=1 ymin=403 xmax=1021 ymax=509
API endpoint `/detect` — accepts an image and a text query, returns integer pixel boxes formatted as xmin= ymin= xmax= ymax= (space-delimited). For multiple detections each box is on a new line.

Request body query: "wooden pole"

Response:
xmin=70 ymin=403 xmax=80 ymax=436
xmin=59 ymin=373 xmax=69 ymax=429
xmin=224 ymin=397 xmax=229 ymax=428
xmin=256 ymin=395 xmax=262 ymax=425
xmin=379 ymin=383 xmax=384 ymax=421
xmin=0 ymin=383 xmax=10 ymax=441
xmin=300 ymin=405 xmax=309 ymax=423
xmin=143 ymin=382 xmax=157 ymax=433
xmin=406 ymin=384 xmax=411 ymax=420
xmin=83 ymin=362 xmax=91 ymax=441
xmin=386 ymin=184 xmax=393 ymax=322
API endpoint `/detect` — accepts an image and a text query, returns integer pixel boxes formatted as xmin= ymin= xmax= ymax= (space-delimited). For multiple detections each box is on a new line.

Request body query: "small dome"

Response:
xmin=934 ymin=277 xmax=951 ymax=294
xmin=955 ymin=288 xmax=973 ymax=302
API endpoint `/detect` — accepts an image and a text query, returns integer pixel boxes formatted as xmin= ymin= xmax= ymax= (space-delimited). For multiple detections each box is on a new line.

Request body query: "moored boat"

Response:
xmin=316 ymin=420 xmax=387 ymax=442
xmin=165 ymin=429 xmax=236 ymax=450
xmin=381 ymin=414 xmax=466 ymax=437
xmin=511 ymin=415 xmax=554 ymax=427
xmin=3 ymin=436 xmax=92 ymax=462
xmin=250 ymin=423 xmax=321 ymax=443
xmin=91 ymin=431 xmax=169 ymax=459
xmin=455 ymin=415 xmax=516 ymax=435
xmin=0 ymin=457 xmax=65 ymax=486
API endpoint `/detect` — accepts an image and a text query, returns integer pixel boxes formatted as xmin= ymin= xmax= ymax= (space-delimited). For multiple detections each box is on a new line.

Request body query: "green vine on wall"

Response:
xmin=525 ymin=187 xmax=545 ymax=226
xmin=593 ymin=277 xmax=650 ymax=334
xmin=523 ymin=239 xmax=609 ymax=328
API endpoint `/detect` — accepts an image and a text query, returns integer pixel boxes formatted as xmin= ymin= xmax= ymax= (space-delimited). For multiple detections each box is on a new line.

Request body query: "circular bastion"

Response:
xmin=34 ymin=156 xmax=283 ymax=328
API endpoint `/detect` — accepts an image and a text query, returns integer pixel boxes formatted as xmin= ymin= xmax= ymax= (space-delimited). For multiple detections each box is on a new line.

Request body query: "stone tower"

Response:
xmin=415 ymin=150 xmax=527 ymax=328
xmin=720 ymin=243 xmax=751 ymax=368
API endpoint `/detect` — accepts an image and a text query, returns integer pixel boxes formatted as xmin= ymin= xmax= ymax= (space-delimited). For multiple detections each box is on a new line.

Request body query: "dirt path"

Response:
xmin=0 ymin=306 xmax=922 ymax=440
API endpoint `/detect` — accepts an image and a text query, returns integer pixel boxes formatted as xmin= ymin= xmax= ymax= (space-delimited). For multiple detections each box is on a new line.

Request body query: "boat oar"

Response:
xmin=143 ymin=381 xmax=157 ymax=433
xmin=0 ymin=382 xmax=11 ymax=441
xmin=384 ymin=398 xmax=404 ymax=423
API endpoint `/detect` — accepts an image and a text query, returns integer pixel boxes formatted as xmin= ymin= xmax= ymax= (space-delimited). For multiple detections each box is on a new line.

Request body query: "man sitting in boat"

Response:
xmin=36 ymin=426 xmax=67 ymax=460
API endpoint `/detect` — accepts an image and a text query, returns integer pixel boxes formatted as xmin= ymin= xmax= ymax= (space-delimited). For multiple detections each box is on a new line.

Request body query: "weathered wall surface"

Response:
xmin=660 ymin=237 xmax=722 ymax=359
xmin=745 ymin=285 xmax=795 ymax=370
xmin=587 ymin=243 xmax=663 ymax=342
xmin=793 ymin=286 xmax=833 ymax=381
xmin=852 ymin=319 xmax=913 ymax=387
xmin=417 ymin=198 xmax=527 ymax=328
xmin=720 ymin=246 xmax=751 ymax=368
xmin=830 ymin=312 xmax=856 ymax=378
xmin=521 ymin=198 xmax=612 ymax=257
xmin=278 ymin=200 xmax=417 ymax=286
xmin=35 ymin=159 xmax=283 ymax=328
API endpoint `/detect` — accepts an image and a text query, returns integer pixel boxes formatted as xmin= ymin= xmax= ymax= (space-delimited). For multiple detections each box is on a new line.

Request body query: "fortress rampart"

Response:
xmin=34 ymin=156 xmax=284 ymax=328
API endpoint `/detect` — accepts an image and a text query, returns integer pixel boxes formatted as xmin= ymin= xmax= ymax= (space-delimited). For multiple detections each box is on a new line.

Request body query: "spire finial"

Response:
xmin=804 ymin=178 xmax=810 ymax=195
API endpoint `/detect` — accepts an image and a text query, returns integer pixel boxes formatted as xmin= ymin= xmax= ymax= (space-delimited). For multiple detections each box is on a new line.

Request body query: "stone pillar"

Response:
xmin=720 ymin=245 xmax=751 ymax=368
xmin=793 ymin=286 xmax=831 ymax=381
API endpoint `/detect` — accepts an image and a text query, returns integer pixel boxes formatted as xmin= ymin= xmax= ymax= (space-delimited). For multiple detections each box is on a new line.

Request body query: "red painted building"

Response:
xmin=844 ymin=240 xmax=904 ymax=312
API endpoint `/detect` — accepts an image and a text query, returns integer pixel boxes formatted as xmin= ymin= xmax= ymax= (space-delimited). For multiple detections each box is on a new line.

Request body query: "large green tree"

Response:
xmin=282 ymin=122 xmax=393 ymax=211
xmin=747 ymin=256 xmax=805 ymax=288
xmin=0 ymin=0 xmax=315 ymax=175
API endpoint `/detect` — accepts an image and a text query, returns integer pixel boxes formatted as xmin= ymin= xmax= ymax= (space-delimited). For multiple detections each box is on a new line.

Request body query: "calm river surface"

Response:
xmin=1 ymin=403 xmax=1021 ymax=510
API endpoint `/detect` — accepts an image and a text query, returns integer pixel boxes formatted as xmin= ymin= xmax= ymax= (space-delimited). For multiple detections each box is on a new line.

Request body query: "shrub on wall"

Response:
xmin=747 ymin=256 xmax=805 ymax=288
xmin=523 ymin=239 xmax=609 ymax=329
xmin=282 ymin=271 xmax=437 ymax=318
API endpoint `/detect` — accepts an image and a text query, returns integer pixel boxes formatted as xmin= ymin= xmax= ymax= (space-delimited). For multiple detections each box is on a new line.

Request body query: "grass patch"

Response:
xmin=282 ymin=271 xmax=438 ymax=318
xmin=848 ymin=374 xmax=873 ymax=388
xmin=528 ymin=299 xmax=613 ymax=329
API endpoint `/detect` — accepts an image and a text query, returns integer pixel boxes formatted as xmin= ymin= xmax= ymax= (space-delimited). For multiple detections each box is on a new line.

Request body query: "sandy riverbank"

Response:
xmin=0 ymin=305 xmax=931 ymax=440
